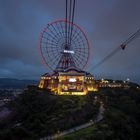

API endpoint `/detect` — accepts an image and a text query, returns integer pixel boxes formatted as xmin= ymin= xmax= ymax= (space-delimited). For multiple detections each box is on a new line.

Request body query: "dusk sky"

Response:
xmin=0 ymin=0 xmax=140 ymax=83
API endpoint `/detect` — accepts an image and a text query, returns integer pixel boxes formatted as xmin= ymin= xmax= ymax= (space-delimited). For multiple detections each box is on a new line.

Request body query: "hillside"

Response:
xmin=0 ymin=78 xmax=38 ymax=89
xmin=60 ymin=87 xmax=140 ymax=140
xmin=0 ymin=87 xmax=140 ymax=140
xmin=0 ymin=89 xmax=99 ymax=140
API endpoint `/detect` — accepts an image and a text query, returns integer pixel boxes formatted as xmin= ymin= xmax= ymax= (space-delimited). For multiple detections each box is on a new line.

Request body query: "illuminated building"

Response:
xmin=97 ymin=79 xmax=130 ymax=89
xmin=39 ymin=68 xmax=98 ymax=95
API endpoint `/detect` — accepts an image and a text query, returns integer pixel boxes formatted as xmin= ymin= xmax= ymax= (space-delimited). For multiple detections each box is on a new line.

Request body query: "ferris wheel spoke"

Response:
xmin=69 ymin=27 xmax=79 ymax=42
xmin=73 ymin=35 xmax=85 ymax=43
xmin=41 ymin=42 xmax=58 ymax=48
xmin=56 ymin=22 xmax=67 ymax=39
xmin=51 ymin=53 xmax=61 ymax=64
xmin=56 ymin=22 xmax=65 ymax=38
xmin=47 ymin=51 xmax=61 ymax=57
xmin=47 ymin=46 xmax=60 ymax=49
xmin=67 ymin=23 xmax=72 ymax=45
xmin=75 ymin=51 xmax=88 ymax=59
xmin=74 ymin=48 xmax=88 ymax=51
xmin=45 ymin=49 xmax=59 ymax=54
xmin=72 ymin=40 xmax=84 ymax=46
xmin=47 ymin=26 xmax=62 ymax=41
xmin=42 ymin=46 xmax=59 ymax=54
xmin=50 ymin=24 xmax=64 ymax=39
xmin=73 ymin=43 xmax=86 ymax=49
xmin=74 ymin=48 xmax=88 ymax=54
xmin=75 ymin=57 xmax=86 ymax=67
xmin=72 ymin=33 xmax=86 ymax=46
xmin=51 ymin=54 xmax=62 ymax=66
xmin=73 ymin=50 xmax=85 ymax=60
xmin=75 ymin=52 xmax=88 ymax=59
xmin=71 ymin=37 xmax=85 ymax=47
xmin=72 ymin=56 xmax=81 ymax=67
xmin=46 ymin=45 xmax=60 ymax=49
xmin=41 ymin=38 xmax=58 ymax=45
xmin=43 ymin=31 xmax=59 ymax=43
xmin=44 ymin=50 xmax=51 ymax=62
xmin=76 ymin=39 xmax=85 ymax=45
xmin=74 ymin=44 xmax=87 ymax=51
xmin=58 ymin=22 xmax=73 ymax=45
xmin=74 ymin=55 xmax=87 ymax=64
xmin=76 ymin=52 xmax=88 ymax=58
xmin=46 ymin=53 xmax=59 ymax=67
xmin=73 ymin=54 xmax=85 ymax=68
xmin=72 ymin=35 xmax=84 ymax=42
xmin=71 ymin=41 xmax=84 ymax=49
xmin=53 ymin=56 xmax=61 ymax=66
xmin=44 ymin=32 xmax=59 ymax=44
xmin=72 ymin=44 xmax=87 ymax=51
xmin=70 ymin=28 xmax=82 ymax=41
xmin=59 ymin=22 xmax=66 ymax=38
xmin=48 ymin=49 xmax=61 ymax=56
xmin=44 ymin=49 xmax=60 ymax=56
xmin=42 ymin=36 xmax=58 ymax=45
xmin=75 ymin=51 xmax=88 ymax=61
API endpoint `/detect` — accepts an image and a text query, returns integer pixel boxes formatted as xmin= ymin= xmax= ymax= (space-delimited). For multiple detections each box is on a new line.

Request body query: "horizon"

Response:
xmin=0 ymin=77 xmax=139 ymax=85
xmin=0 ymin=0 xmax=140 ymax=84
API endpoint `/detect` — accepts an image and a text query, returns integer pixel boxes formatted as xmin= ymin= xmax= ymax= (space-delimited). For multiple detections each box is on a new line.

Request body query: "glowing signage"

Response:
xmin=69 ymin=78 xmax=76 ymax=82
xmin=64 ymin=50 xmax=75 ymax=54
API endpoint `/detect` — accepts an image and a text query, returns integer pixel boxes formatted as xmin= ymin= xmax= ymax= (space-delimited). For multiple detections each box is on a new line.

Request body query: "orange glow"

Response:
xmin=38 ymin=69 xmax=98 ymax=95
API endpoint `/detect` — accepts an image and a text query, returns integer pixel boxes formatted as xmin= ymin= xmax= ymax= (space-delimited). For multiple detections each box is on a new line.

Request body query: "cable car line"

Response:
xmin=91 ymin=28 xmax=140 ymax=70
xmin=65 ymin=0 xmax=76 ymax=48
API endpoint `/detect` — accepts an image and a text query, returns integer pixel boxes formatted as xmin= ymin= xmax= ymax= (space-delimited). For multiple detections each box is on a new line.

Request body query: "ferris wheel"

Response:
xmin=39 ymin=19 xmax=90 ymax=71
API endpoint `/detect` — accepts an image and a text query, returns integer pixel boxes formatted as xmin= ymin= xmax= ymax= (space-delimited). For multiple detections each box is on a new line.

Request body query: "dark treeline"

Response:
xmin=68 ymin=87 xmax=140 ymax=140
xmin=0 ymin=89 xmax=99 ymax=140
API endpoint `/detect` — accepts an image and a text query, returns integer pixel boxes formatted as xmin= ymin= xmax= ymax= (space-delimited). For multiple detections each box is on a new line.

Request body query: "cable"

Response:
xmin=65 ymin=0 xmax=76 ymax=48
xmin=92 ymin=47 xmax=121 ymax=70
xmin=121 ymin=28 xmax=140 ymax=50
xmin=65 ymin=0 xmax=68 ymax=45
xmin=67 ymin=0 xmax=72 ymax=46
xmin=69 ymin=0 xmax=76 ymax=47
xmin=91 ymin=28 xmax=140 ymax=71
xmin=63 ymin=0 xmax=77 ymax=69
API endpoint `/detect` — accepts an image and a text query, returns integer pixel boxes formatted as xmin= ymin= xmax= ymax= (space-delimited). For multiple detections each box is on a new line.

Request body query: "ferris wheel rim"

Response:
xmin=39 ymin=19 xmax=91 ymax=71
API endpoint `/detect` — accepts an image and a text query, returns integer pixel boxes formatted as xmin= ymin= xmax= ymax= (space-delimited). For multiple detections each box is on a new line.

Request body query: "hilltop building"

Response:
xmin=38 ymin=68 xmax=98 ymax=95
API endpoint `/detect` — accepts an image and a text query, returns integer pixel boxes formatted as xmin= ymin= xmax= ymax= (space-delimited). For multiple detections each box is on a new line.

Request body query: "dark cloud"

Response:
xmin=0 ymin=0 xmax=140 ymax=83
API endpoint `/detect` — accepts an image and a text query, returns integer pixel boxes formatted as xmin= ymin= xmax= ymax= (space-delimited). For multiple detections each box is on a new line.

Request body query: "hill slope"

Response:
xmin=0 ymin=78 xmax=38 ymax=89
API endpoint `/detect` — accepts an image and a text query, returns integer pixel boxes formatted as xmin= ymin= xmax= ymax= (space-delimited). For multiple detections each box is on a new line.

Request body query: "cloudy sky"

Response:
xmin=0 ymin=0 xmax=140 ymax=83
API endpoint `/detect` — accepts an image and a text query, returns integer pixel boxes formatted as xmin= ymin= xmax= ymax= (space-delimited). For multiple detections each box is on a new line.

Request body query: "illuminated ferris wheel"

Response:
xmin=39 ymin=19 xmax=90 ymax=71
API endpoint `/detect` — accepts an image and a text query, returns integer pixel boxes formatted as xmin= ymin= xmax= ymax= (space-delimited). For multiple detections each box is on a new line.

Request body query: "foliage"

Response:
xmin=60 ymin=88 xmax=140 ymax=140
xmin=0 ymin=89 xmax=98 ymax=140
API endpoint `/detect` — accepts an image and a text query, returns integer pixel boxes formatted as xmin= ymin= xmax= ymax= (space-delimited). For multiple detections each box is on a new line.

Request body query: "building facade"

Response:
xmin=38 ymin=69 xmax=98 ymax=95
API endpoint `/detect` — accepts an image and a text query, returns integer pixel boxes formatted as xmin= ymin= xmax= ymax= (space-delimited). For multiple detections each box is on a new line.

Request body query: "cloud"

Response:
xmin=0 ymin=0 xmax=140 ymax=83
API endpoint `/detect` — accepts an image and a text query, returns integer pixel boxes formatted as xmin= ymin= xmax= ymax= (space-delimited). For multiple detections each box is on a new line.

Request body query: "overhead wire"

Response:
xmin=92 ymin=47 xmax=121 ymax=70
xmin=69 ymin=0 xmax=76 ymax=46
xmin=64 ymin=0 xmax=76 ymax=68
xmin=65 ymin=0 xmax=76 ymax=47
xmin=121 ymin=28 xmax=140 ymax=49
xmin=67 ymin=0 xmax=72 ymax=46
xmin=65 ymin=0 xmax=68 ymax=45
xmin=91 ymin=28 xmax=140 ymax=71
